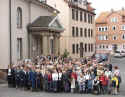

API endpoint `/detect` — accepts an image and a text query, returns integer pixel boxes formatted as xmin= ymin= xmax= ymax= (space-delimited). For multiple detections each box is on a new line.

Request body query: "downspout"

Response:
xmin=9 ymin=0 xmax=12 ymax=65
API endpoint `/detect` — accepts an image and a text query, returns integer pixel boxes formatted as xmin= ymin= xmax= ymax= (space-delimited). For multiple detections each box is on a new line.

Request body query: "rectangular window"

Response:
xmin=76 ymin=27 xmax=79 ymax=37
xmin=88 ymin=29 xmax=90 ymax=37
xmin=72 ymin=26 xmax=75 ymax=37
xmin=76 ymin=10 xmax=78 ymax=21
xmin=91 ymin=44 xmax=93 ymax=52
xmin=72 ymin=44 xmax=75 ymax=54
xmin=91 ymin=29 xmax=93 ymax=37
xmin=80 ymin=11 xmax=83 ymax=21
xmin=76 ymin=44 xmax=79 ymax=54
xmin=90 ymin=15 xmax=93 ymax=24
xmin=80 ymin=28 xmax=83 ymax=37
xmin=121 ymin=25 xmax=125 ymax=30
xmin=85 ymin=44 xmax=87 ymax=52
xmin=84 ymin=12 xmax=87 ymax=22
xmin=72 ymin=9 xmax=75 ymax=20
xmin=17 ymin=38 xmax=23 ymax=60
xmin=88 ymin=14 xmax=90 ymax=23
xmin=84 ymin=28 xmax=87 ymax=37
xmin=88 ymin=44 xmax=91 ymax=52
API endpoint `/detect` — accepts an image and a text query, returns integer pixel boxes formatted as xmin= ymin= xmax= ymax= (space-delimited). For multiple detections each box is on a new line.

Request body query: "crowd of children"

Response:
xmin=7 ymin=55 xmax=122 ymax=95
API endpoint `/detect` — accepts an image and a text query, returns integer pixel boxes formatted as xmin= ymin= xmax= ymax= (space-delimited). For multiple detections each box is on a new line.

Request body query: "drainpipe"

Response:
xmin=9 ymin=0 xmax=12 ymax=65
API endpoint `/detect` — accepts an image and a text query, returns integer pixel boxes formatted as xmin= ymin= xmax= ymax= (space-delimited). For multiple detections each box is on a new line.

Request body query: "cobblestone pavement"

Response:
xmin=0 ymin=57 xmax=125 ymax=97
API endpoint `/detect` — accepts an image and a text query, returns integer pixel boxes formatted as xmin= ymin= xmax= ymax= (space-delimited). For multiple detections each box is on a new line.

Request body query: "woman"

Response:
xmin=113 ymin=66 xmax=122 ymax=93
xmin=77 ymin=73 xmax=85 ymax=93
xmin=70 ymin=69 xmax=77 ymax=93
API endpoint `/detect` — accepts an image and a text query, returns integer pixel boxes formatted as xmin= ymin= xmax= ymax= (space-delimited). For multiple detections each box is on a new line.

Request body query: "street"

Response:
xmin=0 ymin=57 xmax=125 ymax=97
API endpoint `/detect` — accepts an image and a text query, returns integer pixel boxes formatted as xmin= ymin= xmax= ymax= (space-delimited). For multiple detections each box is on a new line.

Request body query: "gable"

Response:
xmin=50 ymin=20 xmax=63 ymax=29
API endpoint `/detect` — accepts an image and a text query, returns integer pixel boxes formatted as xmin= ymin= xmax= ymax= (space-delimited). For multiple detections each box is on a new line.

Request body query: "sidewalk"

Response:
xmin=0 ymin=79 xmax=7 ymax=84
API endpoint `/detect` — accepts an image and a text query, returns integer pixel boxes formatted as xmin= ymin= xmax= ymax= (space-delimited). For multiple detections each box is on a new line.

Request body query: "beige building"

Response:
xmin=0 ymin=0 xmax=64 ymax=70
xmin=47 ymin=0 xmax=96 ymax=58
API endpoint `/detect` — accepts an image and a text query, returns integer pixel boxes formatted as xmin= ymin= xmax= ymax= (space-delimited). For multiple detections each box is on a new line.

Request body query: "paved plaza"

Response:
xmin=0 ymin=57 xmax=125 ymax=97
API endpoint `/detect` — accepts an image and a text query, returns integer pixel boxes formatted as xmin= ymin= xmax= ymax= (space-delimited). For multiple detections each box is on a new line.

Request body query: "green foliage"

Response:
xmin=62 ymin=49 xmax=69 ymax=58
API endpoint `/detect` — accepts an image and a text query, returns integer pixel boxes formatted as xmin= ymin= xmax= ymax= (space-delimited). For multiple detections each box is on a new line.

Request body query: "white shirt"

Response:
xmin=114 ymin=69 xmax=120 ymax=76
xmin=105 ymin=71 xmax=112 ymax=78
xmin=52 ymin=73 xmax=59 ymax=81
xmin=58 ymin=73 xmax=62 ymax=80
xmin=85 ymin=74 xmax=91 ymax=80
xmin=8 ymin=69 xmax=11 ymax=76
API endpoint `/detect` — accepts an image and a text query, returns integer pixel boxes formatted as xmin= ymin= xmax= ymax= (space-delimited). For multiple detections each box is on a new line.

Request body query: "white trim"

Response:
xmin=48 ymin=16 xmax=58 ymax=27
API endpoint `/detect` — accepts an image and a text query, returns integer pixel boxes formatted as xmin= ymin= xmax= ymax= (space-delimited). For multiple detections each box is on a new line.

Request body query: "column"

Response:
xmin=42 ymin=35 xmax=49 ymax=56
xmin=54 ymin=35 xmax=60 ymax=56
xmin=28 ymin=33 xmax=33 ymax=58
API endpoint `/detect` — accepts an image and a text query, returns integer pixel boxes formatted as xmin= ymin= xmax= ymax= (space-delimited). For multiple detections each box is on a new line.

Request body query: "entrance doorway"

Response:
xmin=50 ymin=39 xmax=54 ymax=54
xmin=112 ymin=44 xmax=117 ymax=52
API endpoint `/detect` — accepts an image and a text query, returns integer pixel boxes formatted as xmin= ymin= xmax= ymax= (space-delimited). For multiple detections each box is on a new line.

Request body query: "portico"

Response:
xmin=28 ymin=16 xmax=64 ymax=58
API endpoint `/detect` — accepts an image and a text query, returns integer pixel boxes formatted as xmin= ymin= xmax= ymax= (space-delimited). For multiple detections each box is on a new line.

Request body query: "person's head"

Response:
xmin=114 ymin=66 xmax=118 ymax=70
xmin=80 ymin=73 xmax=83 ymax=77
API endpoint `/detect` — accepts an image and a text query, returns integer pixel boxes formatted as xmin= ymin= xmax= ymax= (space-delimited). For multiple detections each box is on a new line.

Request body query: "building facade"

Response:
xmin=96 ymin=8 xmax=125 ymax=54
xmin=0 ymin=0 xmax=64 ymax=70
xmin=47 ymin=0 xmax=96 ymax=58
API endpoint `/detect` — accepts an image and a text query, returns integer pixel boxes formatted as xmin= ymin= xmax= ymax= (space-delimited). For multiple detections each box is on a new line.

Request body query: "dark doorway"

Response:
xmin=112 ymin=44 xmax=117 ymax=52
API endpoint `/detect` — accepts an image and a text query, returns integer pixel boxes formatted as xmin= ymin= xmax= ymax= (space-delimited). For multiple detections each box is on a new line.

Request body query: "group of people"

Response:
xmin=7 ymin=55 xmax=122 ymax=95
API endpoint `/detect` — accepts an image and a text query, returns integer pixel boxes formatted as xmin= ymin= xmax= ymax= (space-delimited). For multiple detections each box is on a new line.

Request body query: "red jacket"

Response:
xmin=99 ymin=75 xmax=108 ymax=86
xmin=48 ymin=74 xmax=52 ymax=81
xmin=71 ymin=72 xmax=77 ymax=80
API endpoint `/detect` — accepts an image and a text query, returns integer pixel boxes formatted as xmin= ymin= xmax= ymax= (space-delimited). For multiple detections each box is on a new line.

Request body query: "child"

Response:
xmin=111 ymin=74 xmax=118 ymax=95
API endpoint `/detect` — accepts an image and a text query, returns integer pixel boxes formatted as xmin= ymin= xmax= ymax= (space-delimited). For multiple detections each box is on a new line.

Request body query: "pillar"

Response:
xmin=42 ymin=35 xmax=49 ymax=56
xmin=54 ymin=35 xmax=60 ymax=56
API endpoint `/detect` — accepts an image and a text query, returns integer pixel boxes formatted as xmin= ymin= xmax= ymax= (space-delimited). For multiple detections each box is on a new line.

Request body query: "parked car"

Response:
xmin=114 ymin=51 xmax=123 ymax=58
xmin=95 ymin=53 xmax=109 ymax=62
xmin=121 ymin=51 xmax=125 ymax=57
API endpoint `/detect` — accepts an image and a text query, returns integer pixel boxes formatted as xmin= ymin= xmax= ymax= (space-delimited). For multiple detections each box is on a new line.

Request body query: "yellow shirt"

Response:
xmin=112 ymin=77 xmax=118 ymax=86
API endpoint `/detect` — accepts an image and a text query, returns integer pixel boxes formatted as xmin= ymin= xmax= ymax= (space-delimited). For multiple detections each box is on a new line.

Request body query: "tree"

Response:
xmin=62 ymin=49 xmax=69 ymax=58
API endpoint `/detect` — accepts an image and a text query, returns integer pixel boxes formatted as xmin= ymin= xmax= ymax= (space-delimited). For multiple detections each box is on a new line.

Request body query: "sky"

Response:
xmin=89 ymin=0 xmax=125 ymax=17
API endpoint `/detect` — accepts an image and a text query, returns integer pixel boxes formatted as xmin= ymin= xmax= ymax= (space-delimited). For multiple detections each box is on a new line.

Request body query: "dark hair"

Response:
xmin=114 ymin=66 xmax=118 ymax=69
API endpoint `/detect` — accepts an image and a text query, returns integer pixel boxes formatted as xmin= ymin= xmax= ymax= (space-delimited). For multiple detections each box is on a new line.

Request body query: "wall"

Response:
xmin=47 ymin=0 xmax=70 ymax=55
xmin=0 ymin=0 xmax=10 ymax=69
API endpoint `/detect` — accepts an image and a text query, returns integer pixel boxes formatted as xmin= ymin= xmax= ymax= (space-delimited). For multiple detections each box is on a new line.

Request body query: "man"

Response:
xmin=7 ymin=65 xmax=13 ymax=87
xmin=29 ymin=66 xmax=37 ymax=91
xmin=19 ymin=66 xmax=26 ymax=89
xmin=52 ymin=69 xmax=59 ymax=92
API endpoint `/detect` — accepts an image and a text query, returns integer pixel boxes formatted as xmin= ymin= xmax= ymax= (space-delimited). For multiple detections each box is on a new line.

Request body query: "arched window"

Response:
xmin=17 ymin=7 xmax=22 ymax=28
